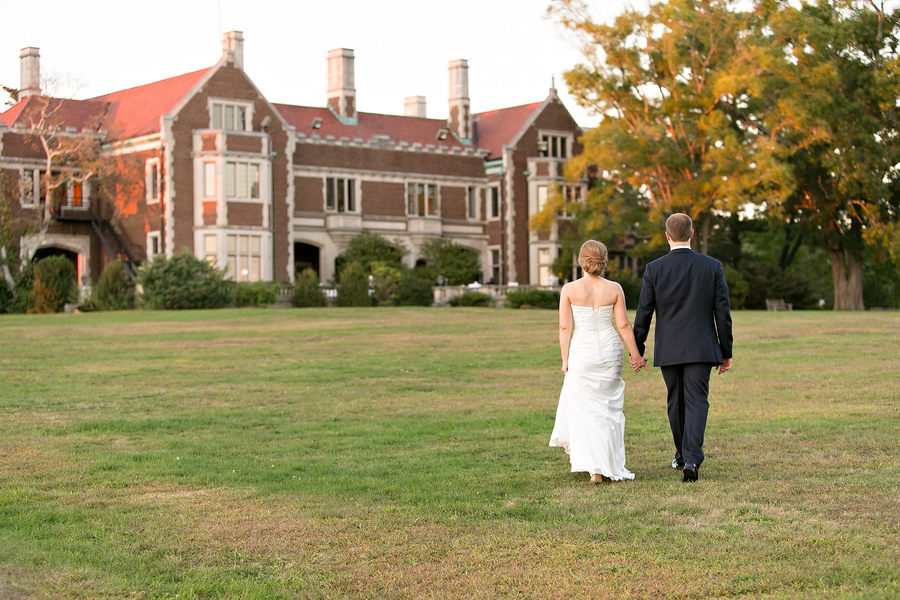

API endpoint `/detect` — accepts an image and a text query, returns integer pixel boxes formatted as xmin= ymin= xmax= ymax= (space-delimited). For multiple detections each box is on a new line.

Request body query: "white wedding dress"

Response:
xmin=549 ymin=305 xmax=635 ymax=480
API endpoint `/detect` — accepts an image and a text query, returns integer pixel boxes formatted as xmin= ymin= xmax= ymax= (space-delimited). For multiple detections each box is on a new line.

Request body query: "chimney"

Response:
xmin=19 ymin=47 xmax=40 ymax=99
xmin=222 ymin=31 xmax=244 ymax=69
xmin=327 ymin=48 xmax=357 ymax=122
xmin=404 ymin=96 xmax=426 ymax=118
xmin=448 ymin=59 xmax=471 ymax=141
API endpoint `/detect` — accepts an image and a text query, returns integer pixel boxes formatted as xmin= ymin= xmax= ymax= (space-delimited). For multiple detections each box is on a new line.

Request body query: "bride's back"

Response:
xmin=564 ymin=275 xmax=619 ymax=309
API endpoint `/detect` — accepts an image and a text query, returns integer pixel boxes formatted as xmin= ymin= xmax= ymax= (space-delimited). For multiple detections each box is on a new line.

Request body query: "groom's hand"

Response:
xmin=717 ymin=358 xmax=732 ymax=375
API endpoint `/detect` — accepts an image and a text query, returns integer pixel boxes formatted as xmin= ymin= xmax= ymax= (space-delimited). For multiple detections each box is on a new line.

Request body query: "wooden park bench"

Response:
xmin=766 ymin=299 xmax=793 ymax=311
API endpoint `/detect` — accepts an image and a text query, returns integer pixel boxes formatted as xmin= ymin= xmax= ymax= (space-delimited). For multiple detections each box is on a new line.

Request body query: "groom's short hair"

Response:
xmin=666 ymin=213 xmax=693 ymax=242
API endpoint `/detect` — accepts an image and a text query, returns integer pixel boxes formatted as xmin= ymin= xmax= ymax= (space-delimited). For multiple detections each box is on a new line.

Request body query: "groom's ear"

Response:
xmin=689 ymin=230 xmax=694 ymax=240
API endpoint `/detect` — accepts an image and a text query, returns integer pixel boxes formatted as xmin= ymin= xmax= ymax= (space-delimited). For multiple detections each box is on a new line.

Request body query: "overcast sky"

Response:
xmin=0 ymin=0 xmax=633 ymax=128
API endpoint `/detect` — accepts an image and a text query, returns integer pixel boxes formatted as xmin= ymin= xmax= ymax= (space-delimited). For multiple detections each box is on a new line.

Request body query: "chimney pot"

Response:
xmin=327 ymin=48 xmax=357 ymax=122
xmin=19 ymin=47 xmax=40 ymax=99
xmin=222 ymin=31 xmax=244 ymax=69
xmin=404 ymin=96 xmax=426 ymax=118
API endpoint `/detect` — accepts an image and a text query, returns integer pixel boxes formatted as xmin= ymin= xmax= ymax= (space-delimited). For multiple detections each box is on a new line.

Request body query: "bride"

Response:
xmin=549 ymin=240 xmax=647 ymax=483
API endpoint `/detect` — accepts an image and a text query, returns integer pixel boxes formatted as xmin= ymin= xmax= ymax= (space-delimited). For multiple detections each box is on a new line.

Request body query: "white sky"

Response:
xmin=0 ymin=0 xmax=631 ymax=128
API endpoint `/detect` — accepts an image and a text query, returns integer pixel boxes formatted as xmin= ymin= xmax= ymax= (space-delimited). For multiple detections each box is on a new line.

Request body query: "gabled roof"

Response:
xmin=473 ymin=101 xmax=543 ymax=160
xmin=275 ymin=104 xmax=469 ymax=150
xmin=0 ymin=68 xmax=211 ymax=142
xmin=90 ymin=68 xmax=211 ymax=140
xmin=0 ymin=95 xmax=108 ymax=133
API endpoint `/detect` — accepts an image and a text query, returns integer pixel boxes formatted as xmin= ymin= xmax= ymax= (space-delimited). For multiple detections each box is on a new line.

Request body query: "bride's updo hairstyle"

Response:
xmin=578 ymin=240 xmax=608 ymax=277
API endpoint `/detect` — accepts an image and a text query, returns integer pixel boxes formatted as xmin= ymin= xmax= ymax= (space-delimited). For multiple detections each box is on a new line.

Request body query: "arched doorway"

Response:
xmin=34 ymin=247 xmax=79 ymax=281
xmin=294 ymin=242 xmax=320 ymax=279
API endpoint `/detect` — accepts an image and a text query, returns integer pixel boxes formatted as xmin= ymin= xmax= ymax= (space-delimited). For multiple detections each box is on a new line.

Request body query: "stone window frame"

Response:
xmin=487 ymin=245 xmax=502 ymax=285
xmin=146 ymin=231 xmax=161 ymax=260
xmin=538 ymin=130 xmax=573 ymax=160
xmin=208 ymin=97 xmax=254 ymax=132
xmin=487 ymin=184 xmax=500 ymax=221
xmin=145 ymin=158 xmax=161 ymax=204
xmin=324 ymin=177 xmax=358 ymax=213
xmin=225 ymin=160 xmax=262 ymax=201
xmin=406 ymin=181 xmax=440 ymax=217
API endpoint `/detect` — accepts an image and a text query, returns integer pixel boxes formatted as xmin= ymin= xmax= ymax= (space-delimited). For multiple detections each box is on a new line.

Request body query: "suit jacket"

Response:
xmin=633 ymin=248 xmax=733 ymax=367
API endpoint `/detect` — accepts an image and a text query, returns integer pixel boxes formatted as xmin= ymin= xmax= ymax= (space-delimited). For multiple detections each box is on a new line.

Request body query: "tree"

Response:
xmin=550 ymin=0 xmax=793 ymax=254
xmin=334 ymin=232 xmax=407 ymax=280
xmin=747 ymin=0 xmax=900 ymax=309
xmin=5 ymin=80 xmax=116 ymax=263
xmin=415 ymin=238 xmax=482 ymax=285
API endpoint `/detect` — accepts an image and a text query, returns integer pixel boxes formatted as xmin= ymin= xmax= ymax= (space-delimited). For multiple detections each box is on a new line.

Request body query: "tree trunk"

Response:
xmin=831 ymin=248 xmax=865 ymax=310
xmin=697 ymin=212 xmax=712 ymax=255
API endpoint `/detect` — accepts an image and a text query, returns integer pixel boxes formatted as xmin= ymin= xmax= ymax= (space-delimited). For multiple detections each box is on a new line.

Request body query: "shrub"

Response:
xmin=93 ymin=259 xmax=134 ymax=310
xmin=722 ymin=266 xmax=749 ymax=310
xmin=505 ymin=288 xmax=560 ymax=309
xmin=292 ymin=269 xmax=327 ymax=307
xmin=138 ymin=250 xmax=233 ymax=310
xmin=337 ymin=262 xmax=372 ymax=307
xmin=30 ymin=255 xmax=77 ymax=313
xmin=450 ymin=291 xmax=493 ymax=307
xmin=0 ymin=276 xmax=12 ymax=314
xmin=370 ymin=261 xmax=403 ymax=306
xmin=9 ymin=261 xmax=34 ymax=314
xmin=233 ymin=281 xmax=280 ymax=307
xmin=334 ymin=233 xmax=407 ymax=280
xmin=415 ymin=239 xmax=482 ymax=285
xmin=395 ymin=271 xmax=434 ymax=306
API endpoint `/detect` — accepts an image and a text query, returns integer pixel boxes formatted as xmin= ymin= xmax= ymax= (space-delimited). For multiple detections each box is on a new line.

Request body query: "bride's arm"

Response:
xmin=559 ymin=286 xmax=573 ymax=373
xmin=613 ymin=283 xmax=647 ymax=371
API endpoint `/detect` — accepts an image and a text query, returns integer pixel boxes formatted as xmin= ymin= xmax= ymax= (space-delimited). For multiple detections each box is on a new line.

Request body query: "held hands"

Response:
xmin=561 ymin=361 xmax=568 ymax=374
xmin=629 ymin=355 xmax=648 ymax=373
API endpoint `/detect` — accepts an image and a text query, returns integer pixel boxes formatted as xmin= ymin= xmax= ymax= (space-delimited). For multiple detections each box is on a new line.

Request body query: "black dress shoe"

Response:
xmin=682 ymin=465 xmax=699 ymax=483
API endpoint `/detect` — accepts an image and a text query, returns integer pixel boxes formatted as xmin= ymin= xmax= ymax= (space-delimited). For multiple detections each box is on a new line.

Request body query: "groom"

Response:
xmin=632 ymin=214 xmax=733 ymax=483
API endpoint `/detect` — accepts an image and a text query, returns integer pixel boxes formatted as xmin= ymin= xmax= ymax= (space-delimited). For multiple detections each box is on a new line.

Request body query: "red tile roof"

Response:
xmin=0 ymin=95 xmax=107 ymax=132
xmin=275 ymin=103 xmax=469 ymax=150
xmin=473 ymin=101 xmax=542 ymax=160
xmin=90 ymin=68 xmax=210 ymax=140
xmin=0 ymin=68 xmax=210 ymax=142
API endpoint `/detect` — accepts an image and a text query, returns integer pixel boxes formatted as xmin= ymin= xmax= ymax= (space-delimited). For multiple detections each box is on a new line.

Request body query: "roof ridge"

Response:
xmin=88 ymin=66 xmax=212 ymax=101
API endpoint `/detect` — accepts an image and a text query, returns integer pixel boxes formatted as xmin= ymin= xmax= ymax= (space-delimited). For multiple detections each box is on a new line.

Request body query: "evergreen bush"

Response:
xmin=9 ymin=261 xmax=34 ymax=314
xmin=94 ymin=259 xmax=133 ymax=310
xmin=292 ymin=269 xmax=327 ymax=307
xmin=31 ymin=255 xmax=77 ymax=313
xmin=395 ymin=271 xmax=434 ymax=306
xmin=0 ymin=276 xmax=12 ymax=314
xmin=415 ymin=239 xmax=482 ymax=285
xmin=138 ymin=250 xmax=233 ymax=310
xmin=337 ymin=262 xmax=372 ymax=307
xmin=234 ymin=281 xmax=280 ymax=307
xmin=505 ymin=288 xmax=560 ymax=309
xmin=449 ymin=291 xmax=493 ymax=307
xmin=334 ymin=233 xmax=407 ymax=280
xmin=370 ymin=261 xmax=403 ymax=306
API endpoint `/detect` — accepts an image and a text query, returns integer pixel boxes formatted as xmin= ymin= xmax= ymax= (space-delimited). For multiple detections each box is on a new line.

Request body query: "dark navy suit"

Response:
xmin=633 ymin=247 xmax=733 ymax=469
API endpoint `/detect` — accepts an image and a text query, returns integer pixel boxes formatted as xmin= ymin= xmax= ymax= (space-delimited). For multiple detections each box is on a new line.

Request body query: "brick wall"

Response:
xmin=440 ymin=186 xmax=466 ymax=220
xmin=294 ymin=176 xmax=323 ymax=212
xmin=293 ymin=144 xmax=484 ymax=178
xmin=227 ymin=201 xmax=263 ymax=226
xmin=361 ymin=181 xmax=405 ymax=217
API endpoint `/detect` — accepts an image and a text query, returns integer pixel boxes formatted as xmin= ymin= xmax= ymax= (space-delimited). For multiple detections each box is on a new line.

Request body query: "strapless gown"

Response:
xmin=549 ymin=305 xmax=635 ymax=480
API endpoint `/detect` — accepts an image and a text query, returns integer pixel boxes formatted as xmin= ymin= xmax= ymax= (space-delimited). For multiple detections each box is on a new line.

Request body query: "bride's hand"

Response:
xmin=561 ymin=361 xmax=568 ymax=374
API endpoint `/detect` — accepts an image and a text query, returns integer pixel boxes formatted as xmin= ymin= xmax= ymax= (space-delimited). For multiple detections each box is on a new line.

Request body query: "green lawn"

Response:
xmin=0 ymin=308 xmax=898 ymax=599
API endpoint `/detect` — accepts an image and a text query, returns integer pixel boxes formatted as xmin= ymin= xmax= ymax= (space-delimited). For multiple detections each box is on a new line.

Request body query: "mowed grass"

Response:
xmin=0 ymin=308 xmax=898 ymax=599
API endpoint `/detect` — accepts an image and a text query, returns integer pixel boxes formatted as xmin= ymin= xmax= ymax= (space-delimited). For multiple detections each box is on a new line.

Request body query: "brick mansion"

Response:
xmin=0 ymin=32 xmax=590 ymax=287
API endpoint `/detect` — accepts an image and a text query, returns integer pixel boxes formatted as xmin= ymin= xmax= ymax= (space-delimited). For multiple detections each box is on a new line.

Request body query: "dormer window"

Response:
xmin=209 ymin=99 xmax=253 ymax=131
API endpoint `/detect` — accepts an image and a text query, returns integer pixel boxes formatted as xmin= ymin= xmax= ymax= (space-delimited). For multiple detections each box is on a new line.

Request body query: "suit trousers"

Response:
xmin=660 ymin=363 xmax=713 ymax=468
